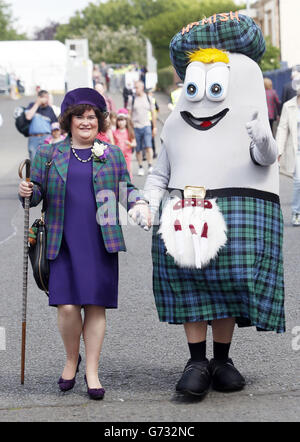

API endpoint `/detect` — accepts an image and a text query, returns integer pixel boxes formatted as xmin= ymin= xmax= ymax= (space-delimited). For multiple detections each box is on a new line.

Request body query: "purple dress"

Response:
xmin=49 ymin=147 xmax=119 ymax=308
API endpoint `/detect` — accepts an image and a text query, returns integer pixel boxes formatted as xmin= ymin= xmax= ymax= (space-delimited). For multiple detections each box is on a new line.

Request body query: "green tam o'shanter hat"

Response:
xmin=170 ymin=12 xmax=266 ymax=81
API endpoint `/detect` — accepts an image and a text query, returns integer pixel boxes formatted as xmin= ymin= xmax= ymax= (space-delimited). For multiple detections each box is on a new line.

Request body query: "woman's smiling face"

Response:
xmin=71 ymin=108 xmax=99 ymax=144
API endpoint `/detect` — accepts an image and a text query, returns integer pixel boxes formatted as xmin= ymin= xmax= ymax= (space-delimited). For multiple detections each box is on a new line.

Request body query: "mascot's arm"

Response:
xmin=143 ymin=143 xmax=171 ymax=221
xmin=128 ymin=143 xmax=170 ymax=230
xmin=275 ymin=104 xmax=289 ymax=157
xmin=246 ymin=111 xmax=278 ymax=166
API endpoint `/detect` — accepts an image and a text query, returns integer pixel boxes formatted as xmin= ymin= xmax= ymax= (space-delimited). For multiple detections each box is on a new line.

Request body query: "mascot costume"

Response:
xmin=130 ymin=12 xmax=285 ymax=399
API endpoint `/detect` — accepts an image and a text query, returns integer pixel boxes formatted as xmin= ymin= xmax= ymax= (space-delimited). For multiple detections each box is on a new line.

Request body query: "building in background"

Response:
xmin=65 ymin=39 xmax=93 ymax=91
xmin=241 ymin=0 xmax=300 ymax=68
xmin=0 ymin=41 xmax=67 ymax=95
xmin=0 ymin=39 xmax=93 ymax=96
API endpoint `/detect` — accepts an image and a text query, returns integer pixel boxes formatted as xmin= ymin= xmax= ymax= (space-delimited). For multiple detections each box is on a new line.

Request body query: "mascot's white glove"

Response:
xmin=246 ymin=111 xmax=277 ymax=166
xmin=128 ymin=201 xmax=152 ymax=231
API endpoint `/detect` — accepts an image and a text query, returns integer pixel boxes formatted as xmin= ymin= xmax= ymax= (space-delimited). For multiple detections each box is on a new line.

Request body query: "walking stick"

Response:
xmin=18 ymin=159 xmax=31 ymax=385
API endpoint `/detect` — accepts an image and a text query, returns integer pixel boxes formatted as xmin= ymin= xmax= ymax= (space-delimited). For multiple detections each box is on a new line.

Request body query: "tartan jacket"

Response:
xmin=29 ymin=136 xmax=139 ymax=260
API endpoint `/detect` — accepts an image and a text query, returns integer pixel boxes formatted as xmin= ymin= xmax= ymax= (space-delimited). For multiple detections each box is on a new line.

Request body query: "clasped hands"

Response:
xmin=128 ymin=201 xmax=152 ymax=231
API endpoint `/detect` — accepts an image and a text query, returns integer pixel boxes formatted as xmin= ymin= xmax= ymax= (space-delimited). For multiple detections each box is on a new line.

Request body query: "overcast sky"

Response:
xmin=9 ymin=0 xmax=98 ymax=36
xmin=9 ymin=0 xmax=253 ymax=37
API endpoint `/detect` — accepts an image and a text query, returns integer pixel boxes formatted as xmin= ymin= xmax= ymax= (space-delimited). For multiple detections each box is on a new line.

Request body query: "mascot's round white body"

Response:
xmin=144 ymin=13 xmax=285 ymax=334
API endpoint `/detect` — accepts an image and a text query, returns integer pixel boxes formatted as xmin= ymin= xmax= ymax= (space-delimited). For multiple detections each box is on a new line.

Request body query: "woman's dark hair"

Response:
xmin=59 ymin=104 xmax=108 ymax=134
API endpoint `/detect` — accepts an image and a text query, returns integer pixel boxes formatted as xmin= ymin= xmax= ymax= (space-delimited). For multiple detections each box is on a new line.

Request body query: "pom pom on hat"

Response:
xmin=117 ymin=108 xmax=129 ymax=118
xmin=170 ymin=12 xmax=266 ymax=80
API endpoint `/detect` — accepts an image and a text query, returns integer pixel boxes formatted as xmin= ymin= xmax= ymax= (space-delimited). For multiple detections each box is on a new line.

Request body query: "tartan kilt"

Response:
xmin=152 ymin=195 xmax=285 ymax=333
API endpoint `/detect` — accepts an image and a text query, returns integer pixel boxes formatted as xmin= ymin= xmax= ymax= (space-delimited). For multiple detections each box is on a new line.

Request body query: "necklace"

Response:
xmin=71 ymin=139 xmax=93 ymax=163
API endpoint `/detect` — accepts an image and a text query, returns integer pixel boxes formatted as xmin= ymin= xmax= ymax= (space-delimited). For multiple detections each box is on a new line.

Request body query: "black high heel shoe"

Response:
xmin=58 ymin=354 xmax=82 ymax=392
xmin=84 ymin=375 xmax=105 ymax=400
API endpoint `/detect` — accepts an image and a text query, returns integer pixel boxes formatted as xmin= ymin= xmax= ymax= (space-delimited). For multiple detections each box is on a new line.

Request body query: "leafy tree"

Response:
xmin=74 ymin=25 xmax=146 ymax=65
xmin=54 ymin=0 xmax=241 ymax=67
xmin=259 ymin=36 xmax=281 ymax=72
xmin=142 ymin=0 xmax=239 ymax=68
xmin=0 ymin=0 xmax=27 ymax=40
xmin=55 ymin=0 xmax=187 ymax=42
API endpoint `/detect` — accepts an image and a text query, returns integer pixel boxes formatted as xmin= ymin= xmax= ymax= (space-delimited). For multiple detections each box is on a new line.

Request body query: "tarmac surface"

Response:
xmin=0 ymin=91 xmax=299 ymax=422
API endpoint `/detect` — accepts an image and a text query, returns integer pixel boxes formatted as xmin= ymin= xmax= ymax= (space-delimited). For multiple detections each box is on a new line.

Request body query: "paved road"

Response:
xmin=0 ymin=92 xmax=299 ymax=422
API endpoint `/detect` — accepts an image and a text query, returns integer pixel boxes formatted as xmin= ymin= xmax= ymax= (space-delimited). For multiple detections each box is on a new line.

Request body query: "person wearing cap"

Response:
xmin=130 ymin=12 xmax=285 ymax=400
xmin=113 ymin=108 xmax=137 ymax=179
xmin=18 ymin=87 xmax=147 ymax=400
xmin=44 ymin=122 xmax=66 ymax=145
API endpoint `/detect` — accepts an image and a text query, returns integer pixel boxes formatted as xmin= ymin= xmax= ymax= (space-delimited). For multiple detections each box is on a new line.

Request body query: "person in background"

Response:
xmin=97 ymin=112 xmax=114 ymax=145
xmin=123 ymin=82 xmax=134 ymax=109
xmin=281 ymin=67 xmax=300 ymax=107
xmin=92 ymin=65 xmax=102 ymax=87
xmin=110 ymin=112 xmax=117 ymax=132
xmin=9 ymin=73 xmax=18 ymax=100
xmin=95 ymin=82 xmax=116 ymax=113
xmin=113 ymin=108 xmax=137 ymax=179
xmin=168 ymin=82 xmax=183 ymax=112
xmin=147 ymin=89 xmax=159 ymax=159
xmin=140 ymin=66 xmax=148 ymax=87
xmin=25 ymin=89 xmax=58 ymax=162
xmin=276 ymin=89 xmax=300 ymax=226
xmin=128 ymin=81 xmax=157 ymax=176
xmin=264 ymin=77 xmax=281 ymax=135
xmin=44 ymin=122 xmax=66 ymax=145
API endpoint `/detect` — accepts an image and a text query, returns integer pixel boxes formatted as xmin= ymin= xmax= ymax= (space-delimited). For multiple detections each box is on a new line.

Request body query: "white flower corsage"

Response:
xmin=91 ymin=139 xmax=109 ymax=163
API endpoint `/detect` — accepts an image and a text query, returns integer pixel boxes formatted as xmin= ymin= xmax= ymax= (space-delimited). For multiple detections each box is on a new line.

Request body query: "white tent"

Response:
xmin=0 ymin=40 xmax=67 ymax=95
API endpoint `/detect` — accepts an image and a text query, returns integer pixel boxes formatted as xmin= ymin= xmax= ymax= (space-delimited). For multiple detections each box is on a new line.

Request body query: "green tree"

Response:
xmin=73 ymin=25 xmax=146 ymax=65
xmin=0 ymin=1 xmax=27 ymax=40
xmin=55 ymin=0 xmax=187 ymax=42
xmin=259 ymin=36 xmax=281 ymax=72
xmin=142 ymin=0 xmax=239 ymax=68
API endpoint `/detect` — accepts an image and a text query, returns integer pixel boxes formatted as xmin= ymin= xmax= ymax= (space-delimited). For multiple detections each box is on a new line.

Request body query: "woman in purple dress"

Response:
xmin=19 ymin=88 xmax=150 ymax=399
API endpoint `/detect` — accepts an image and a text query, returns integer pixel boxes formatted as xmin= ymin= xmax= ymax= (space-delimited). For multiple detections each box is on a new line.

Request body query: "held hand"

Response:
xmin=19 ymin=181 xmax=33 ymax=198
xmin=245 ymin=111 xmax=268 ymax=146
xmin=152 ymin=127 xmax=157 ymax=138
xmin=128 ymin=202 xmax=152 ymax=231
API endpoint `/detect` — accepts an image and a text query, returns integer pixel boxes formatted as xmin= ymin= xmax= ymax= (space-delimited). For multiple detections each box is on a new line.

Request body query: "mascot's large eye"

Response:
xmin=206 ymin=65 xmax=230 ymax=102
xmin=184 ymin=63 xmax=206 ymax=102
xmin=186 ymin=83 xmax=198 ymax=97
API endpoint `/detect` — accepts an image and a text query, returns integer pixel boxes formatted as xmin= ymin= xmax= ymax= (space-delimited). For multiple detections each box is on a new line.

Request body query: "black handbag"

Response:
xmin=28 ymin=151 xmax=54 ymax=295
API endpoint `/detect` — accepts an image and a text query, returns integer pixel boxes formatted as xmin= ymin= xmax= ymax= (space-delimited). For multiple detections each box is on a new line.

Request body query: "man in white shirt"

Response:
xmin=128 ymin=81 xmax=157 ymax=176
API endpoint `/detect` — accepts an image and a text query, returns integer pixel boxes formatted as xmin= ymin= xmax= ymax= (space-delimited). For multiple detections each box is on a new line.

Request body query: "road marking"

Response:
xmin=0 ymin=210 xmax=19 ymax=246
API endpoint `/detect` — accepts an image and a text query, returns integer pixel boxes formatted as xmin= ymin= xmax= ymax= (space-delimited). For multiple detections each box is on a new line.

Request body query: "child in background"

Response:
xmin=45 ymin=122 xmax=66 ymax=144
xmin=113 ymin=108 xmax=136 ymax=179
xmin=97 ymin=113 xmax=114 ymax=144
xmin=110 ymin=112 xmax=117 ymax=131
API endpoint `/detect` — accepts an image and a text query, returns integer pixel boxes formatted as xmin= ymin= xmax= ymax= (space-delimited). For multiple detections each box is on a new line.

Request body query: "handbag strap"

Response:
xmin=41 ymin=145 xmax=55 ymax=215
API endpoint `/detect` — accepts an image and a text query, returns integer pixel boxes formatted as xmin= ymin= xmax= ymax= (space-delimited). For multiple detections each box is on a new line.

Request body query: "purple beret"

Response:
xmin=61 ymin=87 xmax=107 ymax=115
